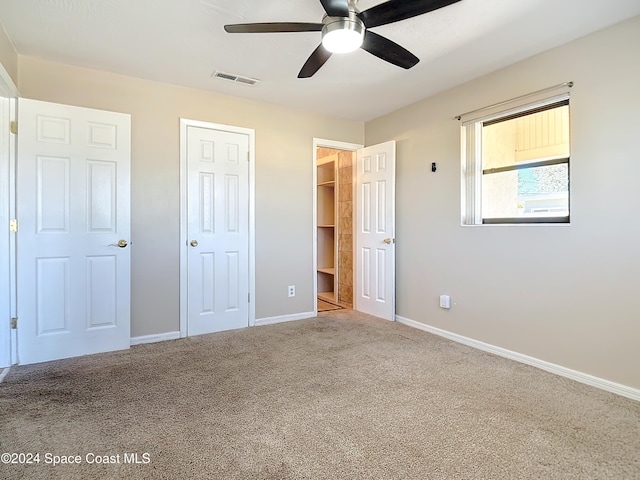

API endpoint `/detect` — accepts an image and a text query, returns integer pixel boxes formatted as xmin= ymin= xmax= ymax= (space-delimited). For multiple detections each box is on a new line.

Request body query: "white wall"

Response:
xmin=18 ymin=56 xmax=364 ymax=336
xmin=365 ymin=16 xmax=640 ymax=389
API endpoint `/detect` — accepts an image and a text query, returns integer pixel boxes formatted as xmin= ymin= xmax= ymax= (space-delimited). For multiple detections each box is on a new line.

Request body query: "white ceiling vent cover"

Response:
xmin=212 ymin=71 xmax=260 ymax=87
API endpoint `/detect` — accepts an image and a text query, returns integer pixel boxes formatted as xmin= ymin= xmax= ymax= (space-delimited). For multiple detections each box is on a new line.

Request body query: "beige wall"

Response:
xmin=365 ymin=16 xmax=640 ymax=389
xmin=18 ymin=56 xmax=364 ymax=336
xmin=0 ymin=23 xmax=16 ymax=85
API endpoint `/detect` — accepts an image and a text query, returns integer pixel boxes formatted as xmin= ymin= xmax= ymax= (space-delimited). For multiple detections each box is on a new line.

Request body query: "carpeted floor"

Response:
xmin=1 ymin=311 xmax=639 ymax=479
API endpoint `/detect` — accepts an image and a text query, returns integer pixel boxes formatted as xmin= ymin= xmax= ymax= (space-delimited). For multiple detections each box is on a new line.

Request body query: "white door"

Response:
xmin=355 ymin=141 xmax=396 ymax=320
xmin=186 ymin=125 xmax=249 ymax=336
xmin=17 ymin=98 xmax=131 ymax=365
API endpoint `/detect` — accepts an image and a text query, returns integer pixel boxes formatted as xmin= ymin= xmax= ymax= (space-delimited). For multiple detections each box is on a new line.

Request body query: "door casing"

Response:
xmin=0 ymin=65 xmax=18 ymax=368
xmin=179 ymin=119 xmax=256 ymax=336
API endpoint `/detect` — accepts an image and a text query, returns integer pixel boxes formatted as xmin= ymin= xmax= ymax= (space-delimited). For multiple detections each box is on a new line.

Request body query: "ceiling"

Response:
xmin=1 ymin=0 xmax=639 ymax=122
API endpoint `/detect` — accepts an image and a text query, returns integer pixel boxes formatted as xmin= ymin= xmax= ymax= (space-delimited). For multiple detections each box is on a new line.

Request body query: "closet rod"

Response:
xmin=455 ymin=81 xmax=574 ymax=121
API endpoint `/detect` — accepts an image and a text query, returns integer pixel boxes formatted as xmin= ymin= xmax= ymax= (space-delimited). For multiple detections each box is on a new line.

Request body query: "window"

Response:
xmin=461 ymin=94 xmax=570 ymax=224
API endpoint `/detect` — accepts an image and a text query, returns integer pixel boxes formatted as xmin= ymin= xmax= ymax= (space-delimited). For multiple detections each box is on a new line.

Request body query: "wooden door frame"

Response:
xmin=0 ymin=64 xmax=18 ymax=368
xmin=312 ymin=138 xmax=363 ymax=316
xmin=179 ymin=119 xmax=256 ymax=337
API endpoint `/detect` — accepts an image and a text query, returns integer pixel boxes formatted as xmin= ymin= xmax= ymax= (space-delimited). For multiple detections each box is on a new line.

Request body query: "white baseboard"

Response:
xmin=0 ymin=366 xmax=10 ymax=384
xmin=395 ymin=315 xmax=640 ymax=402
xmin=130 ymin=331 xmax=181 ymax=346
xmin=255 ymin=311 xmax=315 ymax=327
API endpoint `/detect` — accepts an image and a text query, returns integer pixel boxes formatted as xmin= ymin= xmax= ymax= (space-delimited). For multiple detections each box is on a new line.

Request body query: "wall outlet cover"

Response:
xmin=440 ymin=295 xmax=451 ymax=309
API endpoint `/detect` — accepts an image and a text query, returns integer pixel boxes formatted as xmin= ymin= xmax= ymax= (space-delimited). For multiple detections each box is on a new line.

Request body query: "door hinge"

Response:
xmin=247 ymin=152 xmax=250 ymax=162
xmin=248 ymin=293 xmax=251 ymax=303
xmin=9 ymin=219 xmax=17 ymax=232
xmin=10 ymin=121 xmax=17 ymax=135
xmin=10 ymin=317 xmax=17 ymax=329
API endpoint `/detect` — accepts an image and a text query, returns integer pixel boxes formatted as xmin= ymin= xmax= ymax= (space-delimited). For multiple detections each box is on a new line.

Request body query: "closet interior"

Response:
xmin=316 ymin=147 xmax=354 ymax=310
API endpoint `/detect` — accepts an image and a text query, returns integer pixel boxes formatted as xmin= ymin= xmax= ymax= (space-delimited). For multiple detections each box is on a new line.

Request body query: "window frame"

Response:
xmin=461 ymin=93 xmax=571 ymax=226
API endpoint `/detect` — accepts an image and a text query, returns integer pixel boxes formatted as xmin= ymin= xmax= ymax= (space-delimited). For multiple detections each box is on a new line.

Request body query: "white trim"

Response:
xmin=0 ymin=62 xmax=18 ymax=99
xmin=130 ymin=331 xmax=181 ymax=346
xmin=179 ymin=120 xmax=188 ymax=337
xmin=395 ymin=315 xmax=640 ymax=402
xmin=0 ymin=61 xmax=18 ymax=368
xmin=312 ymin=138 xmax=363 ymax=317
xmin=179 ymin=119 xmax=256 ymax=337
xmin=9 ymin=98 xmax=17 ymax=365
xmin=254 ymin=311 xmax=315 ymax=327
xmin=314 ymin=138 xmax=364 ymax=151
xmin=0 ymin=96 xmax=10 ymax=368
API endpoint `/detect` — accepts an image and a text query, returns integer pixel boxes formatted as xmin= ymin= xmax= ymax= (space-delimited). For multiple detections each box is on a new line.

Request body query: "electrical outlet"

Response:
xmin=288 ymin=285 xmax=295 ymax=298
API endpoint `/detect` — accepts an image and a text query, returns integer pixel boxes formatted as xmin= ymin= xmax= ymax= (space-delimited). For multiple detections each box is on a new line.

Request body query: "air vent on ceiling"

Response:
xmin=212 ymin=71 xmax=260 ymax=87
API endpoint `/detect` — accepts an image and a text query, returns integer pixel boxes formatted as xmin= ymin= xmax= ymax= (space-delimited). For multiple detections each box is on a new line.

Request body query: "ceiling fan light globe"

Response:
xmin=322 ymin=19 xmax=364 ymax=53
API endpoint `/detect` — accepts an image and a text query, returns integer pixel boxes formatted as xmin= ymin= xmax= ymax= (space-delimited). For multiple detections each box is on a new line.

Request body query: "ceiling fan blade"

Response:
xmin=358 ymin=0 xmax=462 ymax=28
xmin=361 ymin=31 xmax=419 ymax=69
xmin=224 ymin=22 xmax=323 ymax=34
xmin=319 ymin=0 xmax=350 ymax=17
xmin=298 ymin=44 xmax=332 ymax=78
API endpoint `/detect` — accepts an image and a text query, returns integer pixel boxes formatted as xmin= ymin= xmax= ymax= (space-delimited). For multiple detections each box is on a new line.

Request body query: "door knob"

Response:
xmin=109 ymin=239 xmax=128 ymax=248
xmin=383 ymin=238 xmax=394 ymax=245
xmin=190 ymin=240 xmax=198 ymax=247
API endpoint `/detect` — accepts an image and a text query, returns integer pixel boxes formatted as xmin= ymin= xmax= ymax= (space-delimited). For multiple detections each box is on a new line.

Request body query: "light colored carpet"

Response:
xmin=1 ymin=311 xmax=638 ymax=479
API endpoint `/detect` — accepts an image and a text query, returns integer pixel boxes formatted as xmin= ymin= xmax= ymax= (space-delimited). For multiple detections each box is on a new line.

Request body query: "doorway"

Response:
xmin=313 ymin=139 xmax=362 ymax=314
xmin=313 ymin=138 xmax=397 ymax=321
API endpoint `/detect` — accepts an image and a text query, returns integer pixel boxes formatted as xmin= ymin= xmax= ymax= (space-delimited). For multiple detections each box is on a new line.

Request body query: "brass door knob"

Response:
xmin=109 ymin=239 xmax=128 ymax=248
xmin=383 ymin=238 xmax=393 ymax=245
xmin=190 ymin=240 xmax=198 ymax=247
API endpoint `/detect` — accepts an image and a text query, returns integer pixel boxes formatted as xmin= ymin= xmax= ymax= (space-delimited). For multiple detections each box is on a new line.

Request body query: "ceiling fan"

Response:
xmin=224 ymin=0 xmax=462 ymax=78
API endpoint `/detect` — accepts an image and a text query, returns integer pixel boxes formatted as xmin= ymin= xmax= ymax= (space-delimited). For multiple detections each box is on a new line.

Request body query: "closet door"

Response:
xmin=185 ymin=124 xmax=250 ymax=336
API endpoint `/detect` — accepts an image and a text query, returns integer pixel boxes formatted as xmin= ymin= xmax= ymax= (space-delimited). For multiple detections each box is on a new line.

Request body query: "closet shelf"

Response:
xmin=318 ymin=268 xmax=335 ymax=275
xmin=317 ymin=156 xmax=335 ymax=167
xmin=317 ymin=181 xmax=335 ymax=187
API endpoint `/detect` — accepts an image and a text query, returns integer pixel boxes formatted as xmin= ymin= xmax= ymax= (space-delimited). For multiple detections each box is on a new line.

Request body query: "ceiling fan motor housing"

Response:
xmin=321 ymin=4 xmax=365 ymax=53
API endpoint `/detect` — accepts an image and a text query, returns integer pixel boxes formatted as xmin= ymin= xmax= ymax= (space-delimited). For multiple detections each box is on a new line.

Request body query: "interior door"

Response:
xmin=186 ymin=125 xmax=249 ymax=336
xmin=17 ymin=98 xmax=131 ymax=365
xmin=355 ymin=141 xmax=396 ymax=320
